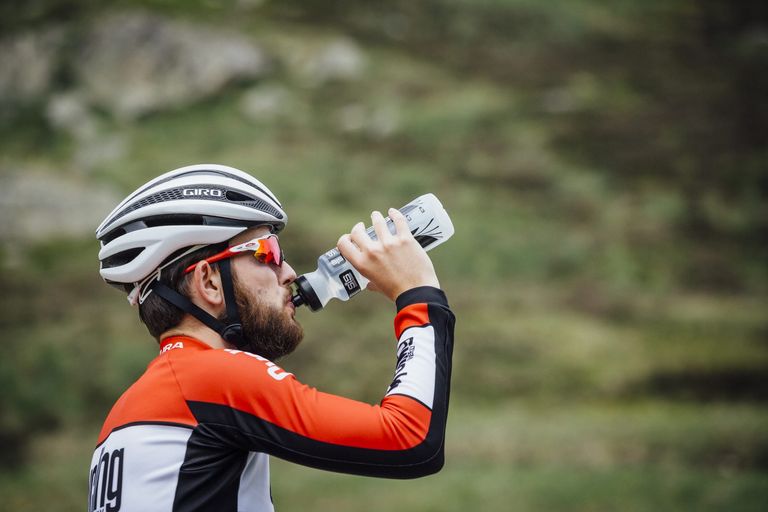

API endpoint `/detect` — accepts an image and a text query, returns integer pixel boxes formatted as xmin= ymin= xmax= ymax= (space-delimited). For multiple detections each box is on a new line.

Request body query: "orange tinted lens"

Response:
xmin=253 ymin=236 xmax=282 ymax=265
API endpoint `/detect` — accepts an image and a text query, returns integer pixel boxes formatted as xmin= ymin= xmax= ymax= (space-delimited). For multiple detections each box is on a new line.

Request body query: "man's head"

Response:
xmin=96 ymin=164 xmax=302 ymax=359
xmin=177 ymin=226 xmax=303 ymax=359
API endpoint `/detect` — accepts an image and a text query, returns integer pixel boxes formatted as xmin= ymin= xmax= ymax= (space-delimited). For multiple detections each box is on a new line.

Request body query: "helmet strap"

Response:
xmin=217 ymin=258 xmax=245 ymax=346
xmin=129 ymin=244 xmax=208 ymax=306
xmin=148 ymin=258 xmax=245 ymax=347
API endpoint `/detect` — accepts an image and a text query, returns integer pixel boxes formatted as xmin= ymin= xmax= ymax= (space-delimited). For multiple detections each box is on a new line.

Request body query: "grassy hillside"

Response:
xmin=1 ymin=1 xmax=766 ymax=510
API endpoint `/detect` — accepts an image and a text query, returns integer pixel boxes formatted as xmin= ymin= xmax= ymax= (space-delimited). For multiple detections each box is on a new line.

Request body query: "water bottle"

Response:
xmin=291 ymin=193 xmax=454 ymax=311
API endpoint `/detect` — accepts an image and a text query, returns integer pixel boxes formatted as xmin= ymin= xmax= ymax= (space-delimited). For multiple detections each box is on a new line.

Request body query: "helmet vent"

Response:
xmin=102 ymin=248 xmax=145 ymax=270
xmin=110 ymin=188 xmax=186 ymax=224
xmin=225 ymin=190 xmax=253 ymax=202
xmin=107 ymin=186 xmax=283 ymax=227
xmin=143 ymin=215 xmax=205 ymax=228
xmin=119 ymin=168 xmax=281 ymax=210
xmin=100 ymin=227 xmax=126 ymax=245
xmin=241 ymin=199 xmax=284 ymax=219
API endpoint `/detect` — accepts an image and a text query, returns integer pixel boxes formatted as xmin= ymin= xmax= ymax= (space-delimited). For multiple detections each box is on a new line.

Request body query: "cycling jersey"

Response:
xmin=88 ymin=286 xmax=454 ymax=512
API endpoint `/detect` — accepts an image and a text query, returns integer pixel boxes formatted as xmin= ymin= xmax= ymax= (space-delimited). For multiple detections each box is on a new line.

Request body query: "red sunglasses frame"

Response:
xmin=184 ymin=235 xmax=284 ymax=274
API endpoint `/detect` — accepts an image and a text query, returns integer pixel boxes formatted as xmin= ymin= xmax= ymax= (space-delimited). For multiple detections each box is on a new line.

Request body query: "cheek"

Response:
xmin=243 ymin=277 xmax=270 ymax=299
xmin=233 ymin=262 xmax=281 ymax=298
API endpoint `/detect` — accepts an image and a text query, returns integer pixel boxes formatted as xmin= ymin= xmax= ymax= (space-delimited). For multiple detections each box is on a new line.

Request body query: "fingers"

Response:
xmin=338 ymin=220 xmax=371 ymax=268
xmin=371 ymin=210 xmax=392 ymax=243
xmin=337 ymin=232 xmax=363 ymax=268
xmin=336 ymin=209 xmax=439 ymax=301
xmin=340 ymin=209 xmax=412 ymax=262
xmin=388 ymin=208 xmax=410 ymax=238
xmin=349 ymin=221 xmax=370 ymax=251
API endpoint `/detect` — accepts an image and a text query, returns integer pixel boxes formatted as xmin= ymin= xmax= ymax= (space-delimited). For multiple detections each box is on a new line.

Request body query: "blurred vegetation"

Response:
xmin=1 ymin=1 xmax=767 ymax=510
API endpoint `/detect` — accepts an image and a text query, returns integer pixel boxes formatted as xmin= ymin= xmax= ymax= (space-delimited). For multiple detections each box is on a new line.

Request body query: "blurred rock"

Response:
xmin=368 ymin=104 xmax=399 ymax=137
xmin=337 ymin=103 xmax=367 ymax=132
xmin=75 ymin=11 xmax=272 ymax=120
xmin=46 ymin=92 xmax=98 ymax=140
xmin=336 ymin=102 xmax=400 ymax=138
xmin=298 ymin=39 xmax=367 ymax=87
xmin=74 ymin=134 xmax=130 ymax=172
xmin=240 ymin=85 xmax=292 ymax=121
xmin=0 ymin=170 xmax=121 ymax=243
xmin=0 ymin=28 xmax=64 ymax=113
xmin=46 ymin=92 xmax=130 ymax=171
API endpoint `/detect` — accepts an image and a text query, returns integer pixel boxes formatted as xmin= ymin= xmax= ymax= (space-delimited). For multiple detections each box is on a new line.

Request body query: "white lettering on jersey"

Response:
xmin=160 ymin=341 xmax=184 ymax=354
xmin=89 ymin=446 xmax=124 ymax=512
xmin=224 ymin=349 xmax=293 ymax=381
xmin=385 ymin=325 xmax=436 ymax=408
xmin=90 ymin=426 xmax=201 ymax=511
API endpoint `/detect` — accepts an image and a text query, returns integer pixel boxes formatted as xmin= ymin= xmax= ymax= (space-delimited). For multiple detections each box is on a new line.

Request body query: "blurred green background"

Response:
xmin=1 ymin=1 xmax=767 ymax=510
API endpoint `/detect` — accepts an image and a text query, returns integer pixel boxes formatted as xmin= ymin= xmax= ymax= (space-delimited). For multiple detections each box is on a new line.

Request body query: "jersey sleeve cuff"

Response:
xmin=395 ymin=286 xmax=448 ymax=312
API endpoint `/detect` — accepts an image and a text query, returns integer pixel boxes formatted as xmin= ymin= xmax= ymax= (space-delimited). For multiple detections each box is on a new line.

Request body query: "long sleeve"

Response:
xmin=173 ymin=286 xmax=455 ymax=480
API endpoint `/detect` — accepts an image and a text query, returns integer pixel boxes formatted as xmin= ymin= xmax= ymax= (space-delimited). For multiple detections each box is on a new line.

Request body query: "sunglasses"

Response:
xmin=184 ymin=234 xmax=284 ymax=274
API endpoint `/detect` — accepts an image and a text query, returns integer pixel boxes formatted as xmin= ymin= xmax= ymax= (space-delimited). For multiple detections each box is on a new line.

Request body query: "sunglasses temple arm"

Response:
xmin=184 ymin=249 xmax=236 ymax=274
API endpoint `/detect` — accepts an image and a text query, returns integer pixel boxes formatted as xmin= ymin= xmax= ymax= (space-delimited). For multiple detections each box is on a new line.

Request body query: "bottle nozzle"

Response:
xmin=291 ymin=293 xmax=305 ymax=308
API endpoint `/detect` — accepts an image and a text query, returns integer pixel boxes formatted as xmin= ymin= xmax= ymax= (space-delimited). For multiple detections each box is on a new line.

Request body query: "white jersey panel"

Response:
xmin=237 ymin=452 xmax=274 ymax=512
xmin=88 ymin=425 xmax=192 ymax=512
xmin=385 ymin=325 xmax=437 ymax=409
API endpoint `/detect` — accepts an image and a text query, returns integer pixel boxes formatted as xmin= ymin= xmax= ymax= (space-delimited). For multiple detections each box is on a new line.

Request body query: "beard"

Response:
xmin=231 ymin=276 xmax=304 ymax=361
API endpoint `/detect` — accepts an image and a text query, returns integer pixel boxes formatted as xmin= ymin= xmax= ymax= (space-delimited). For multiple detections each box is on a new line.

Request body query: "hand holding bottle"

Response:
xmin=337 ymin=208 xmax=440 ymax=302
xmin=291 ymin=193 xmax=454 ymax=312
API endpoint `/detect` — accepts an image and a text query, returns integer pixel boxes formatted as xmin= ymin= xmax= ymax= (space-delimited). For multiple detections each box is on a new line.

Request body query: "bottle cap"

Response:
xmin=292 ymin=275 xmax=323 ymax=312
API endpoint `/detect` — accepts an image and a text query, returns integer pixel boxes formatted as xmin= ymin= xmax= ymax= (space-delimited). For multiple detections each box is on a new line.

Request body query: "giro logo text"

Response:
xmin=89 ymin=447 xmax=124 ymax=512
xmin=182 ymin=188 xmax=223 ymax=197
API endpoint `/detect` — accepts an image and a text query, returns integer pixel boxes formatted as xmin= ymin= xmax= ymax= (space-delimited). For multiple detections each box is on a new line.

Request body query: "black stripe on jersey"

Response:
xmin=94 ymin=421 xmax=195 ymax=449
xmin=172 ymin=428 xmax=250 ymax=512
xmin=395 ymin=286 xmax=448 ymax=312
xmin=183 ymin=398 xmax=444 ymax=480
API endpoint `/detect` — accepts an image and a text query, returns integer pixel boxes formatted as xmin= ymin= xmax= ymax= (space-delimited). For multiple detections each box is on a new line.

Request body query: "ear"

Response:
xmin=187 ymin=261 xmax=225 ymax=313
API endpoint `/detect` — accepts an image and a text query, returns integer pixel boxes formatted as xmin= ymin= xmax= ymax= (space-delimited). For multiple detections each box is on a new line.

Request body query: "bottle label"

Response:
xmin=323 ymin=248 xmax=348 ymax=268
xmin=339 ymin=270 xmax=361 ymax=296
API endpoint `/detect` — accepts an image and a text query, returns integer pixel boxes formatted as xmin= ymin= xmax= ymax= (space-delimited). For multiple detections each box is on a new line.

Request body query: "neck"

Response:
xmin=160 ymin=316 xmax=231 ymax=350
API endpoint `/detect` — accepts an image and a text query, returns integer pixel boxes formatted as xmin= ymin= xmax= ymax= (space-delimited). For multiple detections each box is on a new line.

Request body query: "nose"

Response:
xmin=279 ymin=260 xmax=297 ymax=286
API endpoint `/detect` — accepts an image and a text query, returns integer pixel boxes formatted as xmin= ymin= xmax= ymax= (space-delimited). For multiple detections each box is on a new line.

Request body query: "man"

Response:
xmin=89 ymin=164 xmax=455 ymax=511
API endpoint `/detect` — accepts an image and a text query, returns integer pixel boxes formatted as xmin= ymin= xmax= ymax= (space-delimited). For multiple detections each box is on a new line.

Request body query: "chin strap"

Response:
xmin=148 ymin=258 xmax=245 ymax=347
xmin=217 ymin=258 xmax=244 ymax=345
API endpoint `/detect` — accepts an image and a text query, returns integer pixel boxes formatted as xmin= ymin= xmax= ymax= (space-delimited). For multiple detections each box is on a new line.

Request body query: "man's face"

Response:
xmin=229 ymin=227 xmax=303 ymax=360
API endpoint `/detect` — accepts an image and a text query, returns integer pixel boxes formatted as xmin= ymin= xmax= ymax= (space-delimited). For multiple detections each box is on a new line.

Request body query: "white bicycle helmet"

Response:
xmin=97 ymin=163 xmax=287 ymax=294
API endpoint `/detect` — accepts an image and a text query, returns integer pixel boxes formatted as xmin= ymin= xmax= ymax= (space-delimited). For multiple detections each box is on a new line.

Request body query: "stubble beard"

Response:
xmin=233 ymin=276 xmax=304 ymax=361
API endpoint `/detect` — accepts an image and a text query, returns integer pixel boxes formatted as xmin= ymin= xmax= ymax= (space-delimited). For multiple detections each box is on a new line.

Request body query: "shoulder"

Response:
xmin=219 ymin=348 xmax=294 ymax=382
xmin=166 ymin=347 xmax=294 ymax=395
